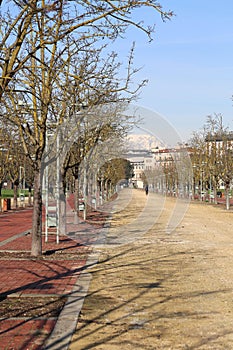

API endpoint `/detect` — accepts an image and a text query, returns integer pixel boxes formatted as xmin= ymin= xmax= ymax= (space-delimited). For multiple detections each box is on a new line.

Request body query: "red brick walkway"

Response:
xmin=0 ymin=208 xmax=33 ymax=242
xmin=0 ymin=200 xmax=108 ymax=350
xmin=0 ymin=259 xmax=86 ymax=297
xmin=1 ymin=319 xmax=56 ymax=350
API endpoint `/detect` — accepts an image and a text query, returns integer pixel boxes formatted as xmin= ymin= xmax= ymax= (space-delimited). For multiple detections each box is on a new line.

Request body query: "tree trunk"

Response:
xmin=28 ymin=186 xmax=32 ymax=206
xmin=192 ymin=177 xmax=196 ymax=200
xmin=13 ymin=183 xmax=18 ymax=208
xmin=74 ymin=178 xmax=79 ymax=212
xmin=225 ymin=185 xmax=230 ymax=211
xmin=213 ymin=186 xmax=217 ymax=205
xmin=31 ymin=167 xmax=43 ymax=256
xmin=211 ymin=176 xmax=217 ymax=205
xmin=59 ymin=197 xmax=66 ymax=235
xmin=73 ymin=177 xmax=79 ymax=224
xmin=59 ymin=175 xmax=66 ymax=236
xmin=0 ymin=183 xmax=2 ymax=212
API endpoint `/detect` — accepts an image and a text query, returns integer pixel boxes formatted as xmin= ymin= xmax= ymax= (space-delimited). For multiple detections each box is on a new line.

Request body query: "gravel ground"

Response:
xmin=69 ymin=189 xmax=233 ymax=350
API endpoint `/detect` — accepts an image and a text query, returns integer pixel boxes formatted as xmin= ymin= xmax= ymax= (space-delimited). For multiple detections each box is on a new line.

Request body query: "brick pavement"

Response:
xmin=0 ymin=201 xmax=108 ymax=350
xmin=0 ymin=209 xmax=33 ymax=243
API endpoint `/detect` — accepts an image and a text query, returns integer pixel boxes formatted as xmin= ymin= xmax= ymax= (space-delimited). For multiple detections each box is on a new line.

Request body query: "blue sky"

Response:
xmin=3 ymin=1 xmax=233 ymax=142
xmin=116 ymin=0 xmax=233 ymax=141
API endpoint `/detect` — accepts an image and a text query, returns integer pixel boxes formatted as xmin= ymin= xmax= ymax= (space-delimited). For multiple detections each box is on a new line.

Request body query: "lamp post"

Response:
xmin=83 ymin=155 xmax=87 ymax=221
xmin=56 ymin=128 xmax=60 ymax=243
xmin=44 ymin=131 xmax=60 ymax=244
xmin=100 ymin=173 xmax=104 ymax=205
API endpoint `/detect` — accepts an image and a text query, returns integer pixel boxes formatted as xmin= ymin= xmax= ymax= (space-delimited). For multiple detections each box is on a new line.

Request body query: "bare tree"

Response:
xmin=0 ymin=1 xmax=173 ymax=100
xmin=190 ymin=114 xmax=233 ymax=209
xmin=0 ymin=1 xmax=174 ymax=256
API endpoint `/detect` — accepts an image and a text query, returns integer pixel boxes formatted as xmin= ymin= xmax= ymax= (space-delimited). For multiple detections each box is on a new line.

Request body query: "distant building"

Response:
xmin=124 ymin=149 xmax=153 ymax=188
xmin=125 ymin=145 xmax=192 ymax=191
xmin=204 ymin=131 xmax=233 ymax=190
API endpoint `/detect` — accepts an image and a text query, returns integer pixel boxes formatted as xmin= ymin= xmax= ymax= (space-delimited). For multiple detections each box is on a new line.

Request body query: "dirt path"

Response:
xmin=69 ymin=189 xmax=233 ymax=350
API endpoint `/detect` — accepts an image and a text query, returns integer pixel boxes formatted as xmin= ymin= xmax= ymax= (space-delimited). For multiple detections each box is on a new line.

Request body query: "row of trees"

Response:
xmin=143 ymin=148 xmax=193 ymax=198
xmin=190 ymin=114 xmax=233 ymax=209
xmin=0 ymin=1 xmax=173 ymax=256
xmin=142 ymin=114 xmax=233 ymax=210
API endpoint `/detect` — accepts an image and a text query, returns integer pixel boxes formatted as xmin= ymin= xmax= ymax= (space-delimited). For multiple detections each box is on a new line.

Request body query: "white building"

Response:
xmin=125 ymin=149 xmax=153 ymax=189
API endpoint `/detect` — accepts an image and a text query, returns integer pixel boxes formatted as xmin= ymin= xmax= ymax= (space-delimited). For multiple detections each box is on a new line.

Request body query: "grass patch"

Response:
xmin=1 ymin=189 xmax=33 ymax=198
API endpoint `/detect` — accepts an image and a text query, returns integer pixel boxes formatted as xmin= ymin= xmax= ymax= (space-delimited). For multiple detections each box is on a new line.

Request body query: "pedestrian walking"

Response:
xmin=145 ymin=184 xmax=148 ymax=195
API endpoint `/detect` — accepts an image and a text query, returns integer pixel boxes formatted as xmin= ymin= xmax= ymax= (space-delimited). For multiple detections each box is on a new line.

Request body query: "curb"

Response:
xmin=44 ymin=248 xmax=101 ymax=349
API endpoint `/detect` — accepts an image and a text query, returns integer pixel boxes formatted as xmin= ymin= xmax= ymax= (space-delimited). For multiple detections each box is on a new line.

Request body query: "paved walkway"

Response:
xmin=2 ymin=190 xmax=229 ymax=349
xmin=68 ymin=190 xmax=233 ymax=350
xmin=0 ymin=199 xmax=110 ymax=350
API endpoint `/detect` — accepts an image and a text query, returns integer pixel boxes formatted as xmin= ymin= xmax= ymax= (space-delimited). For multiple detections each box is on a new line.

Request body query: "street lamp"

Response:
xmin=44 ymin=131 xmax=60 ymax=244
xmin=19 ymin=166 xmax=25 ymax=190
